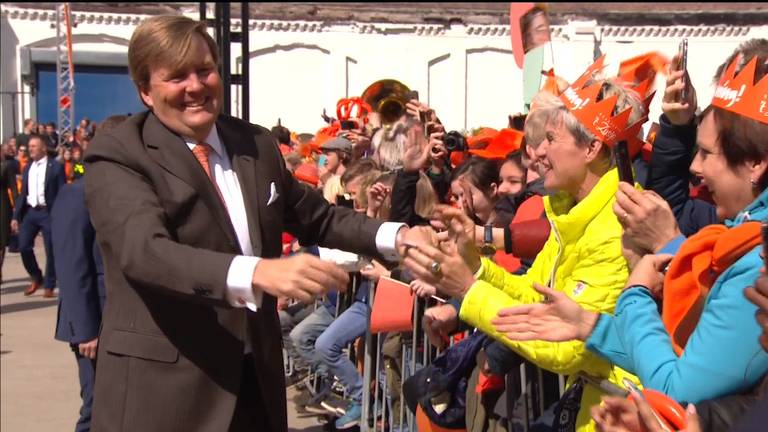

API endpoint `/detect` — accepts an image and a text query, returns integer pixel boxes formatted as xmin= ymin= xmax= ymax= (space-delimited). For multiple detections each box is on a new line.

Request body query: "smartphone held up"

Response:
xmin=614 ymin=140 xmax=634 ymax=185
xmin=677 ymin=38 xmax=688 ymax=102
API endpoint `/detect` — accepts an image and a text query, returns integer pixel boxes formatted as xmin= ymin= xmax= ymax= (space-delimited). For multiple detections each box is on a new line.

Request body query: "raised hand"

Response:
xmin=661 ymin=53 xmax=698 ymax=126
xmin=624 ymin=253 xmax=674 ymax=298
xmin=402 ymin=122 xmax=432 ymax=173
xmin=431 ymin=204 xmax=481 ymax=272
xmin=366 ymin=182 xmax=390 ymax=218
xmin=428 ymin=130 xmax=447 ymax=170
xmin=458 ymin=177 xmax=476 ymax=218
xmin=613 ymin=183 xmax=682 ymax=254
xmin=422 ymin=304 xmax=459 ymax=349
xmin=405 ymin=100 xmax=437 ymax=123
xmin=403 ymin=236 xmax=476 ymax=298
xmin=344 ymin=128 xmax=372 ymax=157
xmin=491 ymin=283 xmax=599 ymax=342
xmin=592 ymin=395 xmax=700 ymax=432
xmin=410 ymin=279 xmax=437 ymax=299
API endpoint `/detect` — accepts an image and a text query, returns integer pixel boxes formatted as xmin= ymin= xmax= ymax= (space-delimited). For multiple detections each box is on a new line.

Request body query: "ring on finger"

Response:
xmin=429 ymin=261 xmax=443 ymax=278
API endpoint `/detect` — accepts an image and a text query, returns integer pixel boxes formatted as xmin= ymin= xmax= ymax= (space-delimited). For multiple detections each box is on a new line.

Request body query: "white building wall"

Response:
xmin=2 ymin=5 xmax=767 ymax=140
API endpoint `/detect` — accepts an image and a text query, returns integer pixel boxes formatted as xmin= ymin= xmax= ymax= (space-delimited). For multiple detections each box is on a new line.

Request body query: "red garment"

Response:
xmin=662 ymin=221 xmax=761 ymax=355
xmin=689 ymin=184 xmax=715 ymax=205
xmin=475 ymin=370 xmax=505 ymax=394
xmin=281 ymin=232 xmax=295 ymax=256
xmin=493 ymin=194 xmax=549 ymax=273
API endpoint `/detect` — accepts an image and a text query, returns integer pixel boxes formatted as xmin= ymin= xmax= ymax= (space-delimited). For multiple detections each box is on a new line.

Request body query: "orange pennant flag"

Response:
xmin=618 ymin=52 xmax=670 ymax=86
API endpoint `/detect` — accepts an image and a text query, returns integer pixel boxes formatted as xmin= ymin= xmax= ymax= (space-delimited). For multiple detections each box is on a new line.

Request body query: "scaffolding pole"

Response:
xmin=56 ymin=3 xmax=75 ymax=146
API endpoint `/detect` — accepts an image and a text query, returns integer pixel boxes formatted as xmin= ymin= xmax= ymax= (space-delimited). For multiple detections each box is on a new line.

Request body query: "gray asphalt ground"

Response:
xmin=1 ymin=239 xmax=324 ymax=431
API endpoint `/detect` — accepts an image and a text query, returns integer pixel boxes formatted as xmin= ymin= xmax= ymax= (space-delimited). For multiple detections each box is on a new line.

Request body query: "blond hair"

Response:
xmin=414 ymin=172 xmax=438 ymax=219
xmin=128 ymin=16 xmax=218 ymax=92
xmin=532 ymin=78 xmax=646 ymax=166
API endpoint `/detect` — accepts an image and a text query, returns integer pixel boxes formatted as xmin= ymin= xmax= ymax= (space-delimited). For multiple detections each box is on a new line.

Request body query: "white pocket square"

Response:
xmin=267 ymin=182 xmax=279 ymax=206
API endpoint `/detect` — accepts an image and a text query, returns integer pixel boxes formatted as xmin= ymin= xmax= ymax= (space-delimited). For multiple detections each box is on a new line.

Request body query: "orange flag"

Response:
xmin=618 ymin=52 xmax=670 ymax=86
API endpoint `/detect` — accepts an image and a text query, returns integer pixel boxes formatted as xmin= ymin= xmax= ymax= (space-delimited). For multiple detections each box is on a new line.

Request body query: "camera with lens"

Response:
xmin=339 ymin=120 xmax=357 ymax=131
xmin=443 ymin=130 xmax=467 ymax=154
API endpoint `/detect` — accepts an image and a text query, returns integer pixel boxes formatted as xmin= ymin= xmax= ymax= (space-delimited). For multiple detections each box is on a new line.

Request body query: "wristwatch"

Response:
xmin=479 ymin=223 xmax=496 ymax=258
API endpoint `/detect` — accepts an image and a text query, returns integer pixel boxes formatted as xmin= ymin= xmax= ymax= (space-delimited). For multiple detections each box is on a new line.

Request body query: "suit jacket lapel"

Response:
xmin=143 ymin=113 xmax=239 ymax=249
xmin=44 ymin=160 xmax=51 ymax=184
xmin=216 ymin=120 xmax=263 ymax=256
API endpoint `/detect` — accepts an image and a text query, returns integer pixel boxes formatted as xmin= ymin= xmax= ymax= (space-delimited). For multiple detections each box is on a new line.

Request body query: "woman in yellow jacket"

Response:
xmin=403 ymin=65 xmax=649 ymax=431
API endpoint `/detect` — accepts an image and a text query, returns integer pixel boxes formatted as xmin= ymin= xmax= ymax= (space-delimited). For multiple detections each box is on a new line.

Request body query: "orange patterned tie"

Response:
xmin=192 ymin=143 xmax=214 ymax=180
xmin=192 ymin=142 xmax=227 ymax=209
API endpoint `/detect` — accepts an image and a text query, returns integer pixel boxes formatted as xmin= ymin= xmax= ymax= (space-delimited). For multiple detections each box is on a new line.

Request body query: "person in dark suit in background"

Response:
xmin=52 ymin=176 xmax=105 ymax=432
xmin=50 ymin=115 xmax=125 ymax=432
xmin=84 ymin=16 xmax=425 ymax=432
xmin=1 ymin=143 xmax=18 ymax=267
xmin=11 ymin=134 xmax=66 ymax=297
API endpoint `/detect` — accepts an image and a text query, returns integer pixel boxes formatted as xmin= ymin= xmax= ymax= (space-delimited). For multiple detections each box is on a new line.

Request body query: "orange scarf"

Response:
xmin=662 ymin=222 xmax=761 ymax=356
xmin=64 ymin=161 xmax=74 ymax=183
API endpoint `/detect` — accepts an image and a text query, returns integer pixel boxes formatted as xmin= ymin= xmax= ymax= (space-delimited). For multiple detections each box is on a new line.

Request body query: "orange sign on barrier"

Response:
xmin=369 ymin=276 xmax=415 ymax=334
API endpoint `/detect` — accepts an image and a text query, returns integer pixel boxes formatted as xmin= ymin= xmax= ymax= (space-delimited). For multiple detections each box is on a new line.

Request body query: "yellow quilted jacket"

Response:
xmin=459 ymin=168 xmax=639 ymax=431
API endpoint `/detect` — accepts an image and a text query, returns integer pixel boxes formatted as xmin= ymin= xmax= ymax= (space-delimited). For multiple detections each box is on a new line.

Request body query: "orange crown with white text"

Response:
xmin=711 ymin=55 xmax=768 ymax=125
xmin=559 ymin=55 xmax=649 ymax=151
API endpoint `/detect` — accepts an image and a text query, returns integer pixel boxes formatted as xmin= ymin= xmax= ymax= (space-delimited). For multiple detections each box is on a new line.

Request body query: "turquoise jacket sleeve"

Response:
xmin=658 ymin=234 xmax=686 ymax=256
xmin=587 ymin=249 xmax=768 ymax=404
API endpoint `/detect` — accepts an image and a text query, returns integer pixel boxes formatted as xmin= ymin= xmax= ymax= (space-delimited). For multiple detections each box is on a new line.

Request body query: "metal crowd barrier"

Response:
xmin=282 ymin=270 xmax=567 ymax=432
xmin=358 ymin=277 xmax=566 ymax=432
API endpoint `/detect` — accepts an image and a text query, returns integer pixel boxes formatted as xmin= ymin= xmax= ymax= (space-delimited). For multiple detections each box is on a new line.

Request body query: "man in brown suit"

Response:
xmin=84 ymin=16 xmax=420 ymax=431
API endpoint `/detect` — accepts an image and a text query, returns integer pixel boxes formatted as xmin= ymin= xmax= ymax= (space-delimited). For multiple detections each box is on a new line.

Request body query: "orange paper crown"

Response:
xmin=711 ymin=55 xmax=768 ymax=125
xmin=336 ymin=97 xmax=372 ymax=124
xmin=559 ymin=55 xmax=649 ymax=152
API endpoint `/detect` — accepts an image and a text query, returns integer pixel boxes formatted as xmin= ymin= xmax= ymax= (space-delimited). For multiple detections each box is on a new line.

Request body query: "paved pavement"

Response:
xmin=1 ymin=240 xmax=326 ymax=431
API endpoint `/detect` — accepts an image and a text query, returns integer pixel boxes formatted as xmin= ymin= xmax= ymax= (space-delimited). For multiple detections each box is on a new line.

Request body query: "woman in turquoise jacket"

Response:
xmin=491 ymin=52 xmax=768 ymax=406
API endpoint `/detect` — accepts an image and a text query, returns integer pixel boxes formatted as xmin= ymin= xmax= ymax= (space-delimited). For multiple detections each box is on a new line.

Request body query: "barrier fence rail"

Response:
xmin=284 ymin=270 xmax=567 ymax=431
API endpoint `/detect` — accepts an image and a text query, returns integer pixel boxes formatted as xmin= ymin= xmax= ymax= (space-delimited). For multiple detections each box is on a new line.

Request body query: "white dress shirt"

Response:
xmin=185 ymin=126 xmax=406 ymax=310
xmin=27 ymin=156 xmax=48 ymax=208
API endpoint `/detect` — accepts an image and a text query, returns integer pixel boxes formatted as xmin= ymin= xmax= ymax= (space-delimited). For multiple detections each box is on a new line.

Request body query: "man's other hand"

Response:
xmin=78 ymin=338 xmax=99 ymax=360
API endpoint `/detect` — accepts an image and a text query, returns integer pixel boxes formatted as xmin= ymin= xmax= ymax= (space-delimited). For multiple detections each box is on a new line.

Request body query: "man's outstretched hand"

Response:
xmin=252 ymin=254 xmax=349 ymax=304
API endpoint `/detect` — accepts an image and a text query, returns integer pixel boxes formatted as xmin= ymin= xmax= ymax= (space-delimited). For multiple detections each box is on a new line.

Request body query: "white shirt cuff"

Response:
xmin=375 ymin=222 xmax=407 ymax=262
xmin=225 ymin=256 xmax=263 ymax=312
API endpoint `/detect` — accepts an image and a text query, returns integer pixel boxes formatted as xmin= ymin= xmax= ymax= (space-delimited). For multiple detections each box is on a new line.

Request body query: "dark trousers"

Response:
xmin=72 ymin=345 xmax=96 ymax=432
xmin=7 ymin=232 xmax=19 ymax=252
xmin=229 ymin=354 xmax=274 ymax=431
xmin=19 ymin=207 xmax=56 ymax=288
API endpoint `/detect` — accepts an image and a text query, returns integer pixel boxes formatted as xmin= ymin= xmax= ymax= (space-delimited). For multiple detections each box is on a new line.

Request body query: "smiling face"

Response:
xmin=498 ymin=159 xmax=526 ymax=196
xmin=689 ymin=111 xmax=766 ymax=220
xmin=533 ymin=118 xmax=592 ymax=197
xmin=524 ymin=11 xmax=551 ymax=52
xmin=139 ymin=33 xmax=222 ymax=142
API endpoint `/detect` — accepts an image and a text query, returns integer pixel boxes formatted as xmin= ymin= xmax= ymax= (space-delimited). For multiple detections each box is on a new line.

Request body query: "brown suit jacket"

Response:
xmin=84 ymin=111 xmax=383 ymax=431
